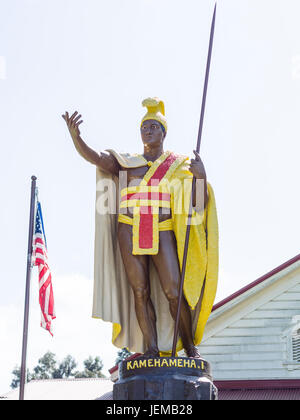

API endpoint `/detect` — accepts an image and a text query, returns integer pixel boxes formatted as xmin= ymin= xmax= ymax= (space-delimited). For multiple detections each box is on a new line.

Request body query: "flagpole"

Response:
xmin=19 ymin=175 xmax=37 ymax=401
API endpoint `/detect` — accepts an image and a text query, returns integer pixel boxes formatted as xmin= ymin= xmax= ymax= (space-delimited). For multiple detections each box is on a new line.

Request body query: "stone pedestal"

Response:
xmin=113 ymin=356 xmax=218 ymax=400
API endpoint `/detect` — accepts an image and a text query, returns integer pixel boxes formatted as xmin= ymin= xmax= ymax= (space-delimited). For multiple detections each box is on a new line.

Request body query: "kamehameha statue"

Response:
xmin=62 ymin=97 xmax=218 ymax=358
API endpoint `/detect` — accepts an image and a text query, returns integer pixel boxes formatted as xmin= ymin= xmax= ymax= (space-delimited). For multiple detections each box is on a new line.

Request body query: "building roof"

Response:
xmin=212 ymin=253 xmax=300 ymax=312
xmin=216 ymin=380 xmax=300 ymax=400
xmin=1 ymin=378 xmax=113 ymax=401
xmin=109 ymin=353 xmax=142 ymax=376
xmin=199 ymin=253 xmax=300 ymax=383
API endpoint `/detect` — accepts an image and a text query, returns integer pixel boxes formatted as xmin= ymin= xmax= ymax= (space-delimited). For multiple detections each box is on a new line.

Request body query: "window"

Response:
xmin=292 ymin=329 xmax=300 ymax=363
xmin=282 ymin=316 xmax=300 ymax=370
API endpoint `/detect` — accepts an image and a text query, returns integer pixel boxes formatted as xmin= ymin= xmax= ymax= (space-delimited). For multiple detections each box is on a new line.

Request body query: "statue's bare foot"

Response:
xmin=185 ymin=345 xmax=201 ymax=358
xmin=142 ymin=348 xmax=160 ymax=358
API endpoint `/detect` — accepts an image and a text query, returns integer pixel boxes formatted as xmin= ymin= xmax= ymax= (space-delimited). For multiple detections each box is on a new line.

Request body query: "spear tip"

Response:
xmin=213 ymin=3 xmax=217 ymax=18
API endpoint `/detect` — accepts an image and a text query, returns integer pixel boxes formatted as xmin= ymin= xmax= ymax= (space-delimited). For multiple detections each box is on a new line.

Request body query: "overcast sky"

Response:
xmin=1 ymin=0 xmax=300 ymax=395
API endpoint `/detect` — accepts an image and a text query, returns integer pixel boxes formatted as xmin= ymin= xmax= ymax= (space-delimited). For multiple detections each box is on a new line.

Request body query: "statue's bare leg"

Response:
xmin=118 ymin=223 xmax=159 ymax=356
xmin=152 ymin=230 xmax=201 ymax=358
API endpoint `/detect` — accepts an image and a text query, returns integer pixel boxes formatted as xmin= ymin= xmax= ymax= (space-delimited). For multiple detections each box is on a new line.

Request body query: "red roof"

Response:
xmin=109 ymin=353 xmax=142 ymax=375
xmin=216 ymin=380 xmax=300 ymax=400
xmin=212 ymin=253 xmax=300 ymax=312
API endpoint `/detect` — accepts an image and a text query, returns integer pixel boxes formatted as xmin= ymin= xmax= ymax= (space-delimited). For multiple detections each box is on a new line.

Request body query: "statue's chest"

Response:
xmin=124 ymin=166 xmax=149 ymax=184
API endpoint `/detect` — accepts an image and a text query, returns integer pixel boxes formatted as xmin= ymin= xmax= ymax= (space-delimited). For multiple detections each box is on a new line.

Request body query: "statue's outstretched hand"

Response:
xmin=61 ymin=110 xmax=119 ymax=174
xmin=62 ymin=111 xmax=83 ymax=139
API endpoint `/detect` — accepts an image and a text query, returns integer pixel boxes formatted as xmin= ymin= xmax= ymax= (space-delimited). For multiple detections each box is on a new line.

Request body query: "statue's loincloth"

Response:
xmin=118 ymin=213 xmax=173 ymax=231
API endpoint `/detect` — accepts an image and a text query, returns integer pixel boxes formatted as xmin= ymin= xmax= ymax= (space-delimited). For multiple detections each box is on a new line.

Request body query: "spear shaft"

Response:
xmin=171 ymin=4 xmax=217 ymax=357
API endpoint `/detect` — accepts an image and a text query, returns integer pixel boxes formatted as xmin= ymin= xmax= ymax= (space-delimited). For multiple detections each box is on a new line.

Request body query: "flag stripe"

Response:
xmin=32 ymin=201 xmax=55 ymax=336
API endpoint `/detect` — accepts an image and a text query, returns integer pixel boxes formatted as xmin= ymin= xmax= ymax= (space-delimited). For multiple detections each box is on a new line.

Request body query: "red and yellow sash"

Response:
xmin=120 ymin=151 xmax=187 ymax=255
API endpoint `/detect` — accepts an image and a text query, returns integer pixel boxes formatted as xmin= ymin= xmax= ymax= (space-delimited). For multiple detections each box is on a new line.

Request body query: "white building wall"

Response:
xmin=199 ymin=277 xmax=300 ymax=380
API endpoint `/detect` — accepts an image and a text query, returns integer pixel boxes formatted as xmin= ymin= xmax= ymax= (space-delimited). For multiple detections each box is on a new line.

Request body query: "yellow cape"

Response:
xmin=92 ymin=150 xmax=218 ymax=354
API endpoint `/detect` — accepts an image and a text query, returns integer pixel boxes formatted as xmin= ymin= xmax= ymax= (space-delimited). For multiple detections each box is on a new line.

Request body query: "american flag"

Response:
xmin=32 ymin=201 xmax=55 ymax=336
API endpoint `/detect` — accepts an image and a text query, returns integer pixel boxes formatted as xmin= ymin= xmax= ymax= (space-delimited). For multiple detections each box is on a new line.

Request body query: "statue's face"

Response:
xmin=141 ymin=119 xmax=166 ymax=147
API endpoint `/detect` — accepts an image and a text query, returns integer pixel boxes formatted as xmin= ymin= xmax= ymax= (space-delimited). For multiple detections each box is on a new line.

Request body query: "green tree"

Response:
xmin=32 ymin=351 xmax=57 ymax=379
xmin=10 ymin=367 xmax=33 ymax=389
xmin=11 ymin=352 xmax=106 ymax=388
xmin=115 ymin=347 xmax=132 ymax=366
xmin=52 ymin=355 xmax=77 ymax=379
xmin=75 ymin=356 xmax=105 ymax=378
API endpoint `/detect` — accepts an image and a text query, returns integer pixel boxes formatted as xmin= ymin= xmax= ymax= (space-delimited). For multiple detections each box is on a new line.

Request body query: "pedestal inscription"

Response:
xmin=113 ymin=357 xmax=218 ymax=400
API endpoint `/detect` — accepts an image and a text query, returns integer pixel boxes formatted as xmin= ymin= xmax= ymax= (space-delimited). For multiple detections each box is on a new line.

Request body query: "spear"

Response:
xmin=171 ymin=4 xmax=217 ymax=357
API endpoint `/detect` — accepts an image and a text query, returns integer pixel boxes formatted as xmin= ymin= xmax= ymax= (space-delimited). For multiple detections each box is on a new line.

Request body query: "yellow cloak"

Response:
xmin=92 ymin=150 xmax=218 ymax=354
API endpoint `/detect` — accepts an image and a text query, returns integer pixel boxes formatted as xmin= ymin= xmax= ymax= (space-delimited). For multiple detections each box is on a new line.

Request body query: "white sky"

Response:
xmin=1 ymin=0 xmax=300 ymax=395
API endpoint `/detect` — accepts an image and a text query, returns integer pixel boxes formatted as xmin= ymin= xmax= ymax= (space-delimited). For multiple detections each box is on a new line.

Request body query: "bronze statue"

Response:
xmin=62 ymin=98 xmax=218 ymax=359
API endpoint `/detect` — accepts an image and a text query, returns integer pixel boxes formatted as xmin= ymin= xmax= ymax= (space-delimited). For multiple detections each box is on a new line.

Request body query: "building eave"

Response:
xmin=211 ymin=254 xmax=300 ymax=319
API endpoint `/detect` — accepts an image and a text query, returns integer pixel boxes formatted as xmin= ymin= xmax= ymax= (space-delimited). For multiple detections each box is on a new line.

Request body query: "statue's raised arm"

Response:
xmin=62 ymin=111 xmax=120 ymax=176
